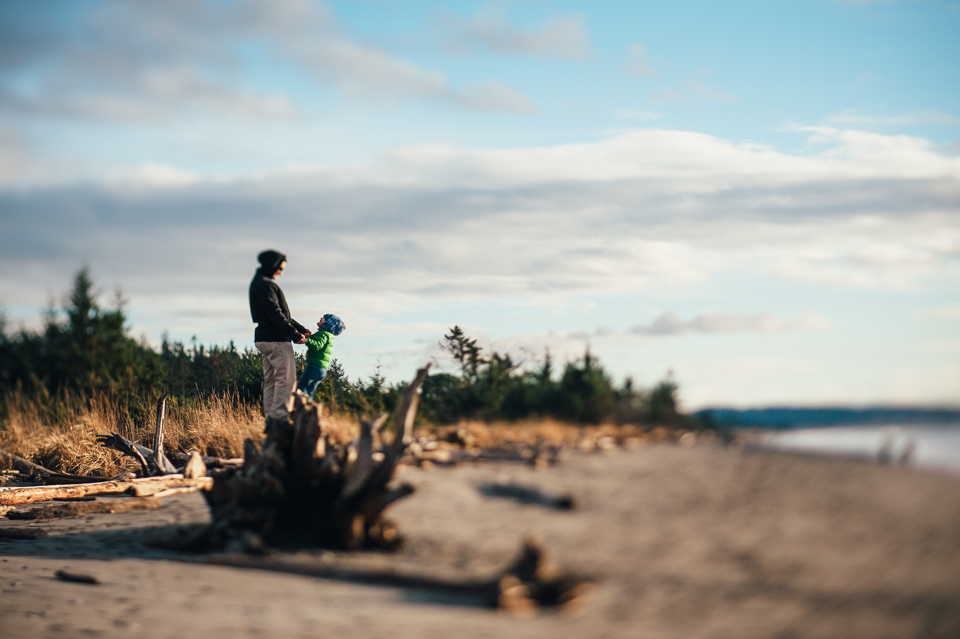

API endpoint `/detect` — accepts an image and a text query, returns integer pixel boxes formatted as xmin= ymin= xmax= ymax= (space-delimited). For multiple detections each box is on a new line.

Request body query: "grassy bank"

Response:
xmin=0 ymin=387 xmax=701 ymax=478
xmin=0 ymin=390 xmax=265 ymax=477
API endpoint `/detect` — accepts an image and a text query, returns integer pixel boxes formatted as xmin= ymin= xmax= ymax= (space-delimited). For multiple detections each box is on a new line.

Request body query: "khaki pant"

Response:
xmin=256 ymin=341 xmax=296 ymax=419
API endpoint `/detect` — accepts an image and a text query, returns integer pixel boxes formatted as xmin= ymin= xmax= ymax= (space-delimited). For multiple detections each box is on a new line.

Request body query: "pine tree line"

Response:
xmin=1 ymin=269 xmax=683 ymax=427
xmin=0 ymin=268 xmax=264 ymax=403
xmin=419 ymin=326 xmax=681 ymax=425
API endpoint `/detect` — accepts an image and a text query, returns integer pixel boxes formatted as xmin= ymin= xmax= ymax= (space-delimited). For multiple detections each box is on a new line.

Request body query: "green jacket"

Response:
xmin=304 ymin=330 xmax=334 ymax=367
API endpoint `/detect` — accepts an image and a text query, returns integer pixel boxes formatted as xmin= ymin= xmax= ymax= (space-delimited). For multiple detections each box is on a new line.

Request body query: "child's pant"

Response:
xmin=297 ymin=363 xmax=327 ymax=397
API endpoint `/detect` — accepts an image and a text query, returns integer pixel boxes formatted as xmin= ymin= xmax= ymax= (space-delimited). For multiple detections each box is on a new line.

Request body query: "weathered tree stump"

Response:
xmin=195 ymin=366 xmax=430 ymax=553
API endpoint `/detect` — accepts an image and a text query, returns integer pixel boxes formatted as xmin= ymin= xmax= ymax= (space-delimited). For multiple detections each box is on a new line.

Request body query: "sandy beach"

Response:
xmin=2 ymin=442 xmax=959 ymax=639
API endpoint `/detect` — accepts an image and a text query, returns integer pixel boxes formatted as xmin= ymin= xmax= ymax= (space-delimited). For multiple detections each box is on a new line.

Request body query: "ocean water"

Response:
xmin=758 ymin=424 xmax=960 ymax=476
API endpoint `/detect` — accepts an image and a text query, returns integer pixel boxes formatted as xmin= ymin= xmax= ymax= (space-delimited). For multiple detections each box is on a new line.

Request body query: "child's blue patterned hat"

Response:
xmin=321 ymin=314 xmax=346 ymax=336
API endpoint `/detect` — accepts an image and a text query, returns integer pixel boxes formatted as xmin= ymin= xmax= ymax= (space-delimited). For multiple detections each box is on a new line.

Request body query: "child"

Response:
xmin=296 ymin=313 xmax=346 ymax=397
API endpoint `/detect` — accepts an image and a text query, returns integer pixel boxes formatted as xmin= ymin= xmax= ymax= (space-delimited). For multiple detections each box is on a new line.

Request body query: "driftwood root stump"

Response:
xmin=188 ymin=367 xmax=430 ymax=553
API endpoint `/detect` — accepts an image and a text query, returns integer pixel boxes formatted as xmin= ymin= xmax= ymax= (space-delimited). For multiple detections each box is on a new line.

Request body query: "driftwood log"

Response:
xmin=199 ymin=535 xmax=592 ymax=615
xmin=96 ymin=393 xmax=240 ymax=477
xmin=97 ymin=394 xmax=177 ymax=476
xmin=479 ymin=480 xmax=576 ymax=510
xmin=0 ymin=475 xmax=212 ymax=506
xmin=6 ymin=497 xmax=162 ymax=520
xmin=0 ymin=527 xmax=47 ymax=540
xmin=0 ymin=448 xmax=110 ymax=484
xmin=179 ymin=366 xmax=430 ymax=553
xmin=55 ymin=570 xmax=100 ymax=585
xmin=0 ymin=448 xmax=53 ymax=479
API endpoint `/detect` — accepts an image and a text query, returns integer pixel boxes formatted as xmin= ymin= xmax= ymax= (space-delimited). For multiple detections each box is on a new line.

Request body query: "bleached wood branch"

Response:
xmin=0 ymin=475 xmax=212 ymax=506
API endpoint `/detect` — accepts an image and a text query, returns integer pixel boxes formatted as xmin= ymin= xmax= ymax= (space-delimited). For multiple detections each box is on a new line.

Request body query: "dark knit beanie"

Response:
xmin=257 ymin=249 xmax=287 ymax=275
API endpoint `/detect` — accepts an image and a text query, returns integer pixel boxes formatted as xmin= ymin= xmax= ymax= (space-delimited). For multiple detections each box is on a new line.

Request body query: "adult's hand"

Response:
xmin=295 ymin=334 xmax=308 ymax=345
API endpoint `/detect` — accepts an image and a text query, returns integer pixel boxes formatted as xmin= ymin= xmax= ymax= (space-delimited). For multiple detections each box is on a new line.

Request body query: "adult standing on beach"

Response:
xmin=249 ymin=250 xmax=311 ymax=419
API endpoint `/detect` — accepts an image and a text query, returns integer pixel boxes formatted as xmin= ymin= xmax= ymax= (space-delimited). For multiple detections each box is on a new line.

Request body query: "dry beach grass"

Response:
xmin=0 ymin=389 xmax=691 ymax=479
xmin=0 ymin=390 xmax=266 ymax=477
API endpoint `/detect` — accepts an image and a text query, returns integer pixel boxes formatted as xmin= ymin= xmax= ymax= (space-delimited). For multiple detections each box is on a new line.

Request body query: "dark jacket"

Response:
xmin=249 ymin=271 xmax=308 ymax=342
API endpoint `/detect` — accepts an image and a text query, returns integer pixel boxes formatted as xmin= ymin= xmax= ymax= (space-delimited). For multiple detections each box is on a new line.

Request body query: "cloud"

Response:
xmin=0 ymin=0 xmax=535 ymax=120
xmin=0 ymin=128 xmax=32 ymax=183
xmin=105 ymin=163 xmax=201 ymax=187
xmin=0 ymin=0 xmax=318 ymax=121
xmin=918 ymin=304 xmax=960 ymax=323
xmin=451 ymin=311 xmax=832 ymax=370
xmin=650 ymin=74 xmax=738 ymax=104
xmin=287 ymin=37 xmax=537 ymax=113
xmin=648 ymin=87 xmax=686 ymax=104
xmin=623 ymin=43 xmax=656 ymax=78
xmin=853 ymin=71 xmax=881 ymax=87
xmin=614 ymin=109 xmax=662 ymax=121
xmin=440 ymin=12 xmax=592 ymax=59
xmin=825 ymin=109 xmax=960 ymax=127
xmin=0 ymin=127 xmax=957 ymax=343
xmin=450 ymin=82 xmax=538 ymax=114
xmin=630 ymin=311 xmax=831 ymax=336
xmin=138 ymin=68 xmax=298 ymax=119
xmin=688 ymin=79 xmax=738 ymax=104
xmin=788 ymin=125 xmax=960 ymax=177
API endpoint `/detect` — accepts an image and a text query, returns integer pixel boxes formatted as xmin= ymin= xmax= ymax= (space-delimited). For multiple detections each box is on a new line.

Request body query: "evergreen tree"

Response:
xmin=0 ymin=267 xmax=161 ymax=396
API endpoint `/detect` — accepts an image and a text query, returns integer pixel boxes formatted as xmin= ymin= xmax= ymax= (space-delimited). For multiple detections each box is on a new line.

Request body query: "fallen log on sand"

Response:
xmin=55 ymin=570 xmax=99 ymax=585
xmin=96 ymin=394 xmax=177 ymax=476
xmin=96 ymin=393 xmax=242 ymax=477
xmin=0 ymin=527 xmax=48 ymax=540
xmin=0 ymin=448 xmax=53 ymax=478
xmin=198 ymin=536 xmax=592 ymax=616
xmin=478 ymin=480 xmax=576 ymax=510
xmin=6 ymin=497 xmax=162 ymax=520
xmin=0 ymin=448 xmax=108 ymax=484
xmin=0 ymin=475 xmax=212 ymax=506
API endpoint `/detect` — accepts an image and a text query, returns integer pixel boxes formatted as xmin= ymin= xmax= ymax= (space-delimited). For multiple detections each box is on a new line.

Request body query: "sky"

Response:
xmin=0 ymin=0 xmax=958 ymax=410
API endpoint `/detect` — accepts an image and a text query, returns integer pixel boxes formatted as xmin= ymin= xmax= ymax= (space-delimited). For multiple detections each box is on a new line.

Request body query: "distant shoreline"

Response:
xmin=740 ymin=423 xmax=960 ymax=477
xmin=696 ymin=406 xmax=960 ymax=430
